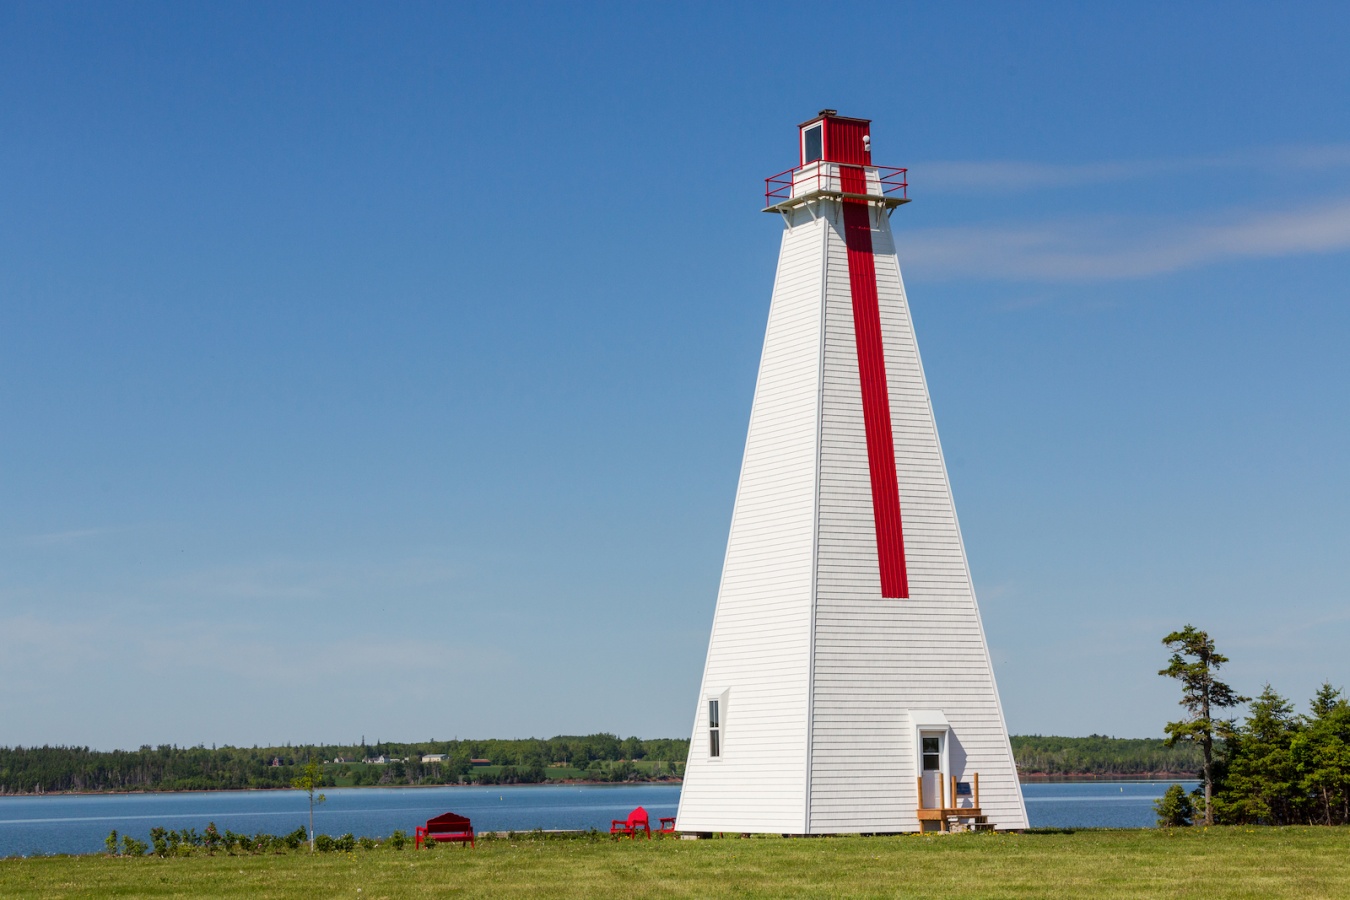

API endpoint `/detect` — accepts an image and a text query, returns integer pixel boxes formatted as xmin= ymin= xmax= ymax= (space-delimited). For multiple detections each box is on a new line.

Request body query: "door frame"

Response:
xmin=909 ymin=710 xmax=952 ymax=809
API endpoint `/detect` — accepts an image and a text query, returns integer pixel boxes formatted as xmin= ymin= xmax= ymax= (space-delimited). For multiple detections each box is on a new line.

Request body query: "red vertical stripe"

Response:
xmin=839 ymin=165 xmax=909 ymax=599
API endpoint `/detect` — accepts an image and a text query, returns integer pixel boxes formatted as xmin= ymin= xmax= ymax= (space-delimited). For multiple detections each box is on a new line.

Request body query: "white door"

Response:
xmin=920 ymin=732 xmax=944 ymax=808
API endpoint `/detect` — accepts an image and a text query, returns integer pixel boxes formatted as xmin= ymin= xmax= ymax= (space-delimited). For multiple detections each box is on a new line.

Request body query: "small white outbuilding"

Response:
xmin=676 ymin=112 xmax=1028 ymax=835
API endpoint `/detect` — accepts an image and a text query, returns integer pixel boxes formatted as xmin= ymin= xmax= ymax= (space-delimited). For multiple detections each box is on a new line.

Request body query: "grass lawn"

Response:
xmin=2 ymin=828 xmax=1347 ymax=899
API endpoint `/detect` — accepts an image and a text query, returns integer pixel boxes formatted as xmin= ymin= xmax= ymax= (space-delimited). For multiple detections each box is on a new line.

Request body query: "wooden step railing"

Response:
xmin=915 ymin=772 xmax=985 ymax=832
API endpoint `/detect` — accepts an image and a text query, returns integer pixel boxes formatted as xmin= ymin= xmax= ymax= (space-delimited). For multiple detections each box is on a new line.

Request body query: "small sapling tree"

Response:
xmin=291 ymin=759 xmax=327 ymax=851
xmin=1160 ymin=625 xmax=1249 ymax=825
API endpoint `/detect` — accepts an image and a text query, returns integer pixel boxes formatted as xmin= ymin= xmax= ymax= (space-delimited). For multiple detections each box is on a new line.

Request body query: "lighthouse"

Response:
xmin=676 ymin=112 xmax=1028 ymax=834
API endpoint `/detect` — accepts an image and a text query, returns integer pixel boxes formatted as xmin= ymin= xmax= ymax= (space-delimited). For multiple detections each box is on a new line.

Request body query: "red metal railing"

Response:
xmin=765 ymin=162 xmax=908 ymax=207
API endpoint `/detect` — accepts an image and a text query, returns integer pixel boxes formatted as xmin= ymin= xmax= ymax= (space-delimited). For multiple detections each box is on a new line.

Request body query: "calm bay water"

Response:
xmin=1021 ymin=780 xmax=1200 ymax=829
xmin=0 ymin=781 xmax=1197 ymax=857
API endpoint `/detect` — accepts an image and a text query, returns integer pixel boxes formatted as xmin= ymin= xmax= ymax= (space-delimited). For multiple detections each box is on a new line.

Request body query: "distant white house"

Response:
xmin=421 ymin=754 xmax=447 ymax=763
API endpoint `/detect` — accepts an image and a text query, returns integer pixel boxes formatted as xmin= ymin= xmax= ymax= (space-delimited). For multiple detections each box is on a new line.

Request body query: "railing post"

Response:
xmin=974 ymin=772 xmax=980 ymax=809
xmin=916 ymin=775 xmax=924 ymax=810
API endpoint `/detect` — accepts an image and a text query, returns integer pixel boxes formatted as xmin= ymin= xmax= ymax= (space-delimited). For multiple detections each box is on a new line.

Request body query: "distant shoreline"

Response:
xmin=0 ymin=779 xmax=685 ymax=798
xmin=1018 ymin=772 xmax=1198 ymax=782
xmin=0 ymin=774 xmax=1205 ymax=798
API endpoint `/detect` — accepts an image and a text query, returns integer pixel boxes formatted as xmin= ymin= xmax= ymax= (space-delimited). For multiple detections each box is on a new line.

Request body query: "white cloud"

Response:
xmin=917 ymin=159 xmax=1177 ymax=193
xmin=898 ymin=198 xmax=1350 ymax=281
xmin=917 ymin=144 xmax=1350 ymax=194
xmin=0 ymin=613 xmax=502 ymax=689
xmin=153 ymin=555 xmax=462 ymax=602
xmin=21 ymin=526 xmax=128 ymax=547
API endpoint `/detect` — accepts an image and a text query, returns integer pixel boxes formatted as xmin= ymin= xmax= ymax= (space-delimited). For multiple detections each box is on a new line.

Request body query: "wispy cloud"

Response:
xmin=22 ymin=526 xmax=128 ymax=547
xmin=917 ymin=144 xmax=1350 ymax=194
xmin=153 ymin=556 xmax=462 ymax=603
xmin=0 ymin=613 xmax=504 ymax=687
xmin=918 ymin=159 xmax=1176 ymax=193
xmin=899 ymin=197 xmax=1350 ymax=281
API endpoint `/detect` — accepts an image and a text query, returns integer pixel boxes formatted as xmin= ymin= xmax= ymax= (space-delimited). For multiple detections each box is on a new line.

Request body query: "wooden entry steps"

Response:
xmin=916 ymin=807 xmax=993 ymax=833
xmin=916 ymin=773 xmax=993 ymax=833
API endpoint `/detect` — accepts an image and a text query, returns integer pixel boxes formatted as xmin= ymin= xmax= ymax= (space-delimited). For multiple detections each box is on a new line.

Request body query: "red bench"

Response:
xmin=611 ymin=806 xmax=651 ymax=839
xmin=415 ymin=811 xmax=475 ymax=849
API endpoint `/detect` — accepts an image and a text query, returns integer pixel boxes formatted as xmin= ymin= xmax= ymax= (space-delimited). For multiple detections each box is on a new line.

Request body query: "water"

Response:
xmin=1021 ymin=780 xmax=1200 ymax=829
xmin=0 ymin=784 xmax=680 ymax=858
xmin=0 ymin=781 xmax=1196 ymax=857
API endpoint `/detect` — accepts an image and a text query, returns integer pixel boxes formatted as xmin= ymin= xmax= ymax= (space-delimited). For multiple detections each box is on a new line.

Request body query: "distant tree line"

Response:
xmin=0 ymin=734 xmax=689 ymax=794
xmin=1011 ymin=735 xmax=1201 ymax=777
xmin=5 ymin=729 xmax=1228 ymax=794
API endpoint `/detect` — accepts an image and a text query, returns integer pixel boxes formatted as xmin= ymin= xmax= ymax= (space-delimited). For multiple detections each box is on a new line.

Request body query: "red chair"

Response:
xmin=658 ymin=817 xmax=677 ymax=836
xmin=415 ymin=811 xmax=475 ymax=849
xmin=610 ymin=806 xmax=651 ymax=839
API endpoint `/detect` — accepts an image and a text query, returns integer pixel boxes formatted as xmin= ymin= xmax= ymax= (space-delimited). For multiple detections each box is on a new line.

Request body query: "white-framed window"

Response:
xmin=708 ymin=698 xmax=721 ymax=758
xmin=922 ymin=736 xmax=941 ymax=772
xmin=802 ymin=123 xmax=824 ymax=164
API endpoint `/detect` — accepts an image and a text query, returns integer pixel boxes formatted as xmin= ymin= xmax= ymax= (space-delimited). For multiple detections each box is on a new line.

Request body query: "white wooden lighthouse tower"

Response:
xmin=676 ymin=112 xmax=1028 ymax=835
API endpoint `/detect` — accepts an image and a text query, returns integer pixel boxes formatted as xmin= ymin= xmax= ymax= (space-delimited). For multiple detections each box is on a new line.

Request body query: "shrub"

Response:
xmin=1155 ymin=784 xmax=1194 ymax=827
xmin=336 ymin=833 xmax=355 ymax=852
xmin=105 ymin=830 xmax=120 ymax=856
xmin=388 ymin=830 xmax=408 ymax=851
xmin=121 ymin=835 xmax=148 ymax=857
xmin=358 ymin=836 xmax=378 ymax=851
xmin=203 ymin=822 xmax=222 ymax=854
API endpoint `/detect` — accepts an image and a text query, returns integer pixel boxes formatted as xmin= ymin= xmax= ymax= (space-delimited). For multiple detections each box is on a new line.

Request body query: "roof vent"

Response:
xmin=818 ymin=108 xmax=838 ymax=117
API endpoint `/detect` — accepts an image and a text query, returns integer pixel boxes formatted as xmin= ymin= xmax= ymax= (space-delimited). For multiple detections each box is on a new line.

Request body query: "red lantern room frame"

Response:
xmin=764 ymin=109 xmax=909 ymax=210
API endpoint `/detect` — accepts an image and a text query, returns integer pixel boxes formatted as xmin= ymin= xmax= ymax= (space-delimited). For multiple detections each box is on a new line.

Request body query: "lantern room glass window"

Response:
xmin=803 ymin=124 xmax=823 ymax=164
xmin=708 ymin=699 xmax=721 ymax=758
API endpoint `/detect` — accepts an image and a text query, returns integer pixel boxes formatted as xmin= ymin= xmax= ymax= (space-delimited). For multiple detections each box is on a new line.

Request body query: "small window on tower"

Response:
xmin=922 ymin=737 xmax=940 ymax=771
xmin=708 ymin=699 xmax=721 ymax=758
xmin=803 ymin=124 xmax=823 ymax=163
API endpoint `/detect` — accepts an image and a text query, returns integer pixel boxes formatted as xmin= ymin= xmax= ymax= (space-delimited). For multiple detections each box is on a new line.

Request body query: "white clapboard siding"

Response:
xmin=808 ymin=206 xmax=1025 ymax=832
xmin=681 ymin=189 xmax=1027 ymax=834
xmin=675 ymin=211 xmax=825 ymax=834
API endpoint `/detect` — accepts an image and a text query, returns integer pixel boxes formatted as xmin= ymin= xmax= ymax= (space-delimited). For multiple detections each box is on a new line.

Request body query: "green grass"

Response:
xmin=2 ymin=828 xmax=1347 ymax=899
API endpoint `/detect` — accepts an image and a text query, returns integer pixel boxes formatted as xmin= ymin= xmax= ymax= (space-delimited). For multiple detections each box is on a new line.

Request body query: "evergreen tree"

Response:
xmin=1294 ymin=683 xmax=1350 ymax=825
xmin=1218 ymin=685 xmax=1300 ymax=824
xmin=1159 ymin=625 xmax=1249 ymax=825
xmin=1154 ymin=783 xmax=1193 ymax=827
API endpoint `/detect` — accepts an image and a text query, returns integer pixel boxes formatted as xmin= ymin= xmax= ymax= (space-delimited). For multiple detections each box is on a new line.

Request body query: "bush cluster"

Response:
xmin=101 ymin=824 xmax=628 ymax=857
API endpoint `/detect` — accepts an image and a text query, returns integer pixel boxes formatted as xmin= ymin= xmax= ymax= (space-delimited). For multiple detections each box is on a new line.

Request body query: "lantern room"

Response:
xmin=765 ymin=109 xmax=908 ymax=212
xmin=799 ymin=109 xmax=872 ymax=166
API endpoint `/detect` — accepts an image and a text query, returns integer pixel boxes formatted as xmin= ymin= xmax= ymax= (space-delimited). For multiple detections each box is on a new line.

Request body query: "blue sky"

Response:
xmin=2 ymin=2 xmax=1348 ymax=749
